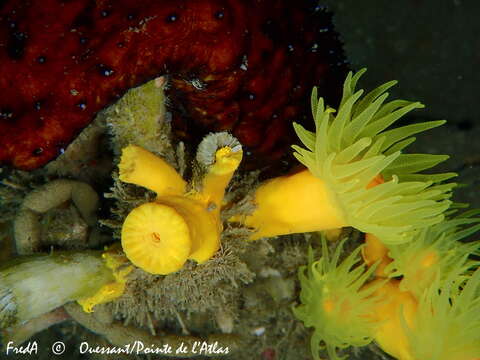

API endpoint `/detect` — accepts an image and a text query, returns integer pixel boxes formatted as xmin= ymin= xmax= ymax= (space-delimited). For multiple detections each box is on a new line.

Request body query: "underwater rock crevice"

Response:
xmin=13 ymin=179 xmax=100 ymax=255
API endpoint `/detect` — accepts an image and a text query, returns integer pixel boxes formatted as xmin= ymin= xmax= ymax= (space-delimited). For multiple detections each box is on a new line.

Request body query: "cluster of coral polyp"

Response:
xmin=284 ymin=72 xmax=480 ymax=360
xmin=0 ymin=1 xmax=478 ymax=353
xmin=0 ymin=0 xmax=346 ymax=170
xmin=119 ymin=133 xmax=243 ymax=275
xmin=113 ymin=70 xmax=479 ymax=359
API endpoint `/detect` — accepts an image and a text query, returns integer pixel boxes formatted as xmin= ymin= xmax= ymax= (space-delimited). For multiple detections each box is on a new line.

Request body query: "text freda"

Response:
xmin=6 ymin=341 xmax=38 ymax=355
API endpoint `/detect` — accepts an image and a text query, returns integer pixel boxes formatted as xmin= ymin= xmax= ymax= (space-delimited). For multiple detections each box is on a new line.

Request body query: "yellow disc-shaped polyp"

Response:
xmin=121 ymin=202 xmax=191 ymax=275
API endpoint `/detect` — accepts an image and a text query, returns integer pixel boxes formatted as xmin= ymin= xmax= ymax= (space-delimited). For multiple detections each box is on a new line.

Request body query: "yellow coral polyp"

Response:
xmin=121 ymin=202 xmax=192 ymax=274
xmin=77 ymin=247 xmax=133 ymax=312
xmin=293 ymin=238 xmax=385 ymax=360
xmin=244 ymin=69 xmax=455 ymax=244
xmin=403 ymin=269 xmax=480 ymax=360
xmin=385 ymin=213 xmax=480 ymax=297
xmin=118 ymin=134 xmax=242 ymax=275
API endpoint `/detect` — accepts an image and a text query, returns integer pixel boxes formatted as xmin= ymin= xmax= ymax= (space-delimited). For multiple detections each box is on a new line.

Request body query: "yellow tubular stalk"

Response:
xmin=245 ymin=169 xmax=348 ymax=240
xmin=158 ymin=196 xmax=220 ymax=264
xmin=362 ymin=233 xmax=392 ymax=278
xmin=119 ymin=145 xmax=186 ymax=196
xmin=200 ymin=146 xmax=243 ymax=218
xmin=369 ymin=279 xmax=418 ymax=360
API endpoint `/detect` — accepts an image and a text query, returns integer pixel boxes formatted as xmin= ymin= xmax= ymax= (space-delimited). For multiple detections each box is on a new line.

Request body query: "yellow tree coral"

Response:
xmin=119 ymin=132 xmax=242 ymax=275
xmin=244 ymin=69 xmax=455 ymax=244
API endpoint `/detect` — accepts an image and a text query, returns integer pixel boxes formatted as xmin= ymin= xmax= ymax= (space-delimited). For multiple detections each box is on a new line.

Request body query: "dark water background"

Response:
xmin=324 ymin=0 xmax=480 ymax=211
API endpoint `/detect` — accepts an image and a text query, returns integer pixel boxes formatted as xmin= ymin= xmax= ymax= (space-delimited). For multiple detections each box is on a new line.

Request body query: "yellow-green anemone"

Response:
xmin=292 ymin=69 xmax=456 ymax=244
xmin=402 ymin=268 xmax=480 ymax=360
xmin=385 ymin=211 xmax=480 ymax=297
xmin=293 ymin=238 xmax=384 ymax=360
